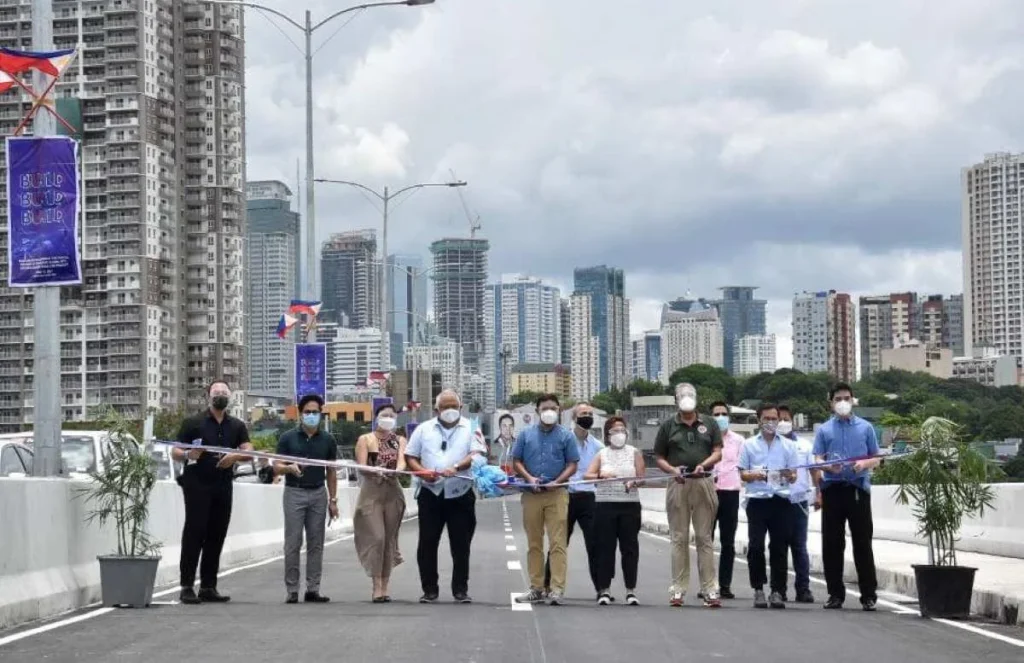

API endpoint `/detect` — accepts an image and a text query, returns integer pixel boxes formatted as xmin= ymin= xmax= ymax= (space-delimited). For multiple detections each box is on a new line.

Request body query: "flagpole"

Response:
xmin=31 ymin=0 xmax=63 ymax=477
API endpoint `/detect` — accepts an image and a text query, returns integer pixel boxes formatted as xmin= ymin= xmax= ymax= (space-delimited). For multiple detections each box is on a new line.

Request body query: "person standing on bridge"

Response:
xmin=172 ymin=380 xmax=253 ymax=605
xmin=513 ymin=393 xmax=579 ymax=606
xmin=405 ymin=389 xmax=486 ymax=604
xmin=738 ymin=403 xmax=798 ymax=609
xmin=814 ymin=383 xmax=881 ymax=612
xmin=654 ymin=382 xmax=723 ymax=608
xmin=778 ymin=404 xmax=816 ymax=604
xmin=274 ymin=394 xmax=338 ymax=604
xmin=710 ymin=400 xmax=744 ymax=600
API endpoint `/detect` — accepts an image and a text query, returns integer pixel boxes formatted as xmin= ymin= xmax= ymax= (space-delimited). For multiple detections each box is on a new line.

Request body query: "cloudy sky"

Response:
xmin=243 ymin=0 xmax=1024 ymax=366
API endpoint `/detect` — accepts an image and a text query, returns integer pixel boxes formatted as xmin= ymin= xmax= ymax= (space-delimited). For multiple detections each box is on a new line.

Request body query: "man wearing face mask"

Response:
xmin=405 ymin=389 xmax=486 ymax=604
xmin=543 ymin=402 xmax=602 ymax=599
xmin=814 ymin=383 xmax=881 ymax=611
xmin=778 ymin=404 xmax=816 ymax=604
xmin=513 ymin=393 xmax=579 ymax=606
xmin=172 ymin=380 xmax=253 ymax=605
xmin=710 ymin=401 xmax=744 ymax=600
xmin=274 ymin=394 xmax=338 ymax=604
xmin=653 ymin=382 xmax=723 ymax=608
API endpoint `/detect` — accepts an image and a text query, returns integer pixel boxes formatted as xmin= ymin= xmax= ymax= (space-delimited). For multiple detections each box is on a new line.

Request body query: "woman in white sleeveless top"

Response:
xmin=584 ymin=416 xmax=645 ymax=605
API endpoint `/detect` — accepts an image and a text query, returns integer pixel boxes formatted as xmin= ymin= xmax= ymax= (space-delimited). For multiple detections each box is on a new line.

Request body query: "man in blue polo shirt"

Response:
xmin=813 ymin=382 xmax=881 ymax=612
xmin=512 ymin=393 xmax=579 ymax=606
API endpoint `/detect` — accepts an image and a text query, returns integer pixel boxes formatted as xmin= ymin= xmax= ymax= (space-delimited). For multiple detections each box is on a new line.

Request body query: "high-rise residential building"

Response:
xmin=0 ymin=1 xmax=246 ymax=428
xmin=792 ymin=291 xmax=856 ymax=381
xmin=711 ymin=287 xmax=767 ymax=376
xmin=245 ymin=181 xmax=299 ymax=398
xmin=484 ymin=274 xmax=561 ymax=405
xmin=571 ymin=266 xmax=629 ymax=396
xmin=405 ymin=337 xmax=462 ymax=394
xmin=631 ymin=331 xmax=661 ymax=382
xmin=386 ymin=253 xmax=427 ymax=370
xmin=932 ymin=294 xmax=964 ymax=357
xmin=860 ymin=292 xmax=964 ymax=376
xmin=320 ymin=230 xmax=379 ymax=329
xmin=962 ymin=152 xmax=1024 ymax=360
xmin=569 ymin=293 xmax=600 ymax=400
xmin=660 ymin=304 xmax=724 ymax=377
xmin=431 ymin=237 xmax=489 ymax=377
xmin=559 ymin=298 xmax=571 ymax=366
xmin=734 ymin=334 xmax=777 ymax=376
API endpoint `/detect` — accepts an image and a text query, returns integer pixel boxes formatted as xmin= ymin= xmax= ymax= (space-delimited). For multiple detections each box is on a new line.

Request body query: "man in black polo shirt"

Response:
xmin=274 ymin=394 xmax=339 ymax=604
xmin=654 ymin=382 xmax=723 ymax=608
xmin=172 ymin=380 xmax=253 ymax=605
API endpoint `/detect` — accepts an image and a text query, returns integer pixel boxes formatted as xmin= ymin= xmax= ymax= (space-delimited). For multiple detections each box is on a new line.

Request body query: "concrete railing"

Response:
xmin=638 ymin=483 xmax=1024 ymax=559
xmin=0 ymin=478 xmax=417 ymax=630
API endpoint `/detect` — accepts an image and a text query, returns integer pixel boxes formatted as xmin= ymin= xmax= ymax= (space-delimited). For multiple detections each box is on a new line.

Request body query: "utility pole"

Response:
xmin=31 ymin=0 xmax=62 ymax=477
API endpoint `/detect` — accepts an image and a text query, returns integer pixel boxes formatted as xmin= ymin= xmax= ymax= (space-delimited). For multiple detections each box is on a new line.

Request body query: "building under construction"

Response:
xmin=430 ymin=237 xmax=490 ymax=374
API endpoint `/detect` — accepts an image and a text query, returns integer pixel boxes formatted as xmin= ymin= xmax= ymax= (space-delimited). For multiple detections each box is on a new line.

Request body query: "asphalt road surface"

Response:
xmin=1 ymin=497 xmax=1022 ymax=662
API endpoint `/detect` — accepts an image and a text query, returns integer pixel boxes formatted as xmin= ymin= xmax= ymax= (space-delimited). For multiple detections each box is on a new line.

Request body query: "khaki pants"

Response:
xmin=666 ymin=478 xmax=718 ymax=595
xmin=521 ymin=489 xmax=569 ymax=592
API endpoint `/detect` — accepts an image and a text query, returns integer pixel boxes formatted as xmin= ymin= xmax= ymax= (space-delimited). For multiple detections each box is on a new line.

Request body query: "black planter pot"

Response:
xmin=912 ymin=564 xmax=976 ymax=619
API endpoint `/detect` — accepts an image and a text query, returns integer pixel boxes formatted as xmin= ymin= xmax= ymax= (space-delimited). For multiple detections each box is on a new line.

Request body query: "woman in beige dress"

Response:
xmin=354 ymin=403 xmax=407 ymax=602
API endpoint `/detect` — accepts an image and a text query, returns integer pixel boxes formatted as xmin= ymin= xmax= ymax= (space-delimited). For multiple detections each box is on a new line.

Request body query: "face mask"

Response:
xmin=713 ymin=415 xmax=729 ymax=431
xmin=777 ymin=421 xmax=793 ymax=436
xmin=609 ymin=432 xmax=627 ymax=449
xmin=377 ymin=416 xmax=396 ymax=431
xmin=575 ymin=415 xmax=594 ymax=430
xmin=761 ymin=421 xmax=777 ymax=435
xmin=301 ymin=413 xmax=321 ymax=428
xmin=211 ymin=395 xmax=229 ymax=411
xmin=834 ymin=400 xmax=853 ymax=417
xmin=439 ymin=408 xmax=460 ymax=424
xmin=678 ymin=396 xmax=697 ymax=412
xmin=540 ymin=410 xmax=559 ymax=426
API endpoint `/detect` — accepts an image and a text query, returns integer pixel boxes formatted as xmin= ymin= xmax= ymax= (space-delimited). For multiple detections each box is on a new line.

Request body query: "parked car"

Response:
xmin=0 ymin=430 xmax=141 ymax=479
xmin=0 ymin=439 xmax=33 ymax=477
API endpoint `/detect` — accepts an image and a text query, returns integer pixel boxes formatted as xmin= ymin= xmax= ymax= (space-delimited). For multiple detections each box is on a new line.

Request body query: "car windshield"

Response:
xmin=60 ymin=436 xmax=97 ymax=474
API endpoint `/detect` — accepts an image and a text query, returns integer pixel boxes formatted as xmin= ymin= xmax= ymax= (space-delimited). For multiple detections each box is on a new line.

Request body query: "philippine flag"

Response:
xmin=276 ymin=313 xmax=298 ymax=339
xmin=0 ymin=47 xmax=77 ymax=79
xmin=287 ymin=299 xmax=322 ymax=318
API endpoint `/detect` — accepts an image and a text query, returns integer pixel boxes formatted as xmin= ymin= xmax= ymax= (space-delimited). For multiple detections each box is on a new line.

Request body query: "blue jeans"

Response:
xmin=789 ymin=501 xmax=810 ymax=593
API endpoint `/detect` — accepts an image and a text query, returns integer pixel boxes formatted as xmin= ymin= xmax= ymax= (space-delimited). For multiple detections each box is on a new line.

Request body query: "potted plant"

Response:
xmin=77 ymin=407 xmax=162 ymax=608
xmin=887 ymin=416 xmax=995 ymax=619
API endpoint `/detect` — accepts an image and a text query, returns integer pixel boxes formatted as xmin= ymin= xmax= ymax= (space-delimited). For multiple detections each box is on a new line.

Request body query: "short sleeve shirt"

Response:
xmin=653 ymin=414 xmax=722 ymax=471
xmin=177 ymin=410 xmax=250 ymax=484
xmin=276 ymin=427 xmax=338 ymax=489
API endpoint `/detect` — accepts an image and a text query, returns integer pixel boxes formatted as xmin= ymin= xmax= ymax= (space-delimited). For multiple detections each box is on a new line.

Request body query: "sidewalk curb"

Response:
xmin=640 ymin=517 xmax=1022 ymax=627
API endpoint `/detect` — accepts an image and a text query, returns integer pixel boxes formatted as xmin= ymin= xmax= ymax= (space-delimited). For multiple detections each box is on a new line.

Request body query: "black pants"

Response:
xmin=593 ymin=501 xmax=641 ymax=591
xmin=822 ymin=483 xmax=878 ymax=603
xmin=544 ymin=491 xmax=598 ymax=591
xmin=714 ymin=489 xmax=740 ymax=590
xmin=416 ymin=489 xmax=477 ymax=595
xmin=179 ymin=475 xmax=234 ymax=589
xmin=745 ymin=496 xmax=791 ymax=593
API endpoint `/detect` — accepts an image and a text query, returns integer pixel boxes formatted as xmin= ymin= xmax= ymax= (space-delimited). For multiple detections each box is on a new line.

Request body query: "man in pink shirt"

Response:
xmin=711 ymin=401 xmax=744 ymax=599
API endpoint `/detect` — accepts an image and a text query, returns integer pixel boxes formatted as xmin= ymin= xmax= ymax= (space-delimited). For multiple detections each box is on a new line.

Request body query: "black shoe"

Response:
xmin=180 ymin=587 xmax=201 ymax=605
xmin=286 ymin=593 xmax=298 ymax=604
xmin=304 ymin=591 xmax=330 ymax=603
xmin=720 ymin=587 xmax=735 ymax=599
xmin=862 ymin=599 xmax=877 ymax=612
xmin=796 ymin=590 xmax=815 ymax=604
xmin=823 ymin=596 xmax=844 ymax=610
xmin=453 ymin=592 xmax=473 ymax=604
xmin=419 ymin=593 xmax=439 ymax=604
xmin=769 ymin=591 xmax=786 ymax=609
xmin=197 ymin=588 xmax=230 ymax=603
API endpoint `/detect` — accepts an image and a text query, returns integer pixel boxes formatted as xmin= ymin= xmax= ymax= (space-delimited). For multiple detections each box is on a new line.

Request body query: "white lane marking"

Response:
xmin=510 ymin=592 xmax=533 ymax=611
xmin=640 ymin=531 xmax=1024 ymax=649
xmin=505 ymin=534 xmax=514 ymax=540
xmin=504 ymin=528 xmax=513 ymax=533
xmin=150 ymin=601 xmax=179 ymax=606
xmin=0 ymin=608 xmax=116 ymax=647
xmin=505 ymin=545 xmax=517 ymax=551
xmin=507 ymin=560 xmax=522 ymax=571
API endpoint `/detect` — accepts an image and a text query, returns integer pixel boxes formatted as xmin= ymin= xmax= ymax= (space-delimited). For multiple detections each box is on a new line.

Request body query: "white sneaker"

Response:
xmin=625 ymin=592 xmax=639 ymax=606
xmin=597 ymin=592 xmax=611 ymax=605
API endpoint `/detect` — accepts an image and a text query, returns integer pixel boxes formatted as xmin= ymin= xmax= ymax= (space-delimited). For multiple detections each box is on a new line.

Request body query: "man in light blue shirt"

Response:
xmin=405 ymin=389 xmax=486 ymax=604
xmin=738 ymin=402 xmax=798 ymax=610
xmin=543 ymin=402 xmax=602 ymax=598
xmin=778 ymin=404 xmax=816 ymax=604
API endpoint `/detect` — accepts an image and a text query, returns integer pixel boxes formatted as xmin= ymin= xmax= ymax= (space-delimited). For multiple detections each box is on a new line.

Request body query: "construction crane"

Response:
xmin=449 ymin=168 xmax=482 ymax=237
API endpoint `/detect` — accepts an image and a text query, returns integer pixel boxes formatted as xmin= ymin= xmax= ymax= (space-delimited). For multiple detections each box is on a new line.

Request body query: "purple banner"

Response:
xmin=372 ymin=396 xmax=393 ymax=428
xmin=294 ymin=343 xmax=327 ymax=403
xmin=405 ymin=422 xmax=419 ymax=439
xmin=5 ymin=136 xmax=82 ymax=287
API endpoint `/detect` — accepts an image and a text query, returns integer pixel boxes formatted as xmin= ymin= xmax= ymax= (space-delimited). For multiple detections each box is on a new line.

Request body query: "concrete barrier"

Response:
xmin=0 ymin=478 xmax=417 ymax=630
xmin=638 ymin=483 xmax=1024 ymax=559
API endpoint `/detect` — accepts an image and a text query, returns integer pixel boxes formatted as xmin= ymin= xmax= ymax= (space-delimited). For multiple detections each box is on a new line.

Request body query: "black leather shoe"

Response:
xmin=197 ymin=588 xmax=230 ymax=603
xmin=286 ymin=593 xmax=298 ymax=604
xmin=419 ymin=593 xmax=439 ymax=603
xmin=720 ymin=587 xmax=735 ymax=599
xmin=304 ymin=591 xmax=330 ymax=603
xmin=453 ymin=592 xmax=472 ymax=604
xmin=823 ymin=596 xmax=844 ymax=610
xmin=862 ymin=599 xmax=877 ymax=612
xmin=180 ymin=587 xmax=201 ymax=605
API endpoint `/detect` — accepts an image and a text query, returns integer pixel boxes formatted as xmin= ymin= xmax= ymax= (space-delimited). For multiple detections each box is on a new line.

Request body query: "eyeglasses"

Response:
xmin=302 ymin=410 xmax=320 ymax=415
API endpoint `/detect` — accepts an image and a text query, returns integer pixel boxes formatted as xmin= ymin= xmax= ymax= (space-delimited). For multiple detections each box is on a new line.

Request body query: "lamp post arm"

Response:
xmin=314 ymin=178 xmax=385 ymax=201
xmin=311 ymin=1 xmax=411 ymax=31
xmin=391 ymin=181 xmax=466 ymax=199
xmin=199 ymin=0 xmax=306 ymax=31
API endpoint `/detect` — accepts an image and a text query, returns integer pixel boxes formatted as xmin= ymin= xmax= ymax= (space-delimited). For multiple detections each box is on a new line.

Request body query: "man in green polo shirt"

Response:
xmin=275 ymin=394 xmax=339 ymax=604
xmin=654 ymin=382 xmax=723 ymax=608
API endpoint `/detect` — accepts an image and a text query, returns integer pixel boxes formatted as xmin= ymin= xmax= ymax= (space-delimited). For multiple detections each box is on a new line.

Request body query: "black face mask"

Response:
xmin=211 ymin=395 xmax=229 ymax=411
xmin=576 ymin=416 xmax=594 ymax=430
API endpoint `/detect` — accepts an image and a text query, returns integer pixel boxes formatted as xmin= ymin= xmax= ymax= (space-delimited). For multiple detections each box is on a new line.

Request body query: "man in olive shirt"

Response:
xmin=654 ymin=382 xmax=723 ymax=608
xmin=275 ymin=394 xmax=339 ymax=604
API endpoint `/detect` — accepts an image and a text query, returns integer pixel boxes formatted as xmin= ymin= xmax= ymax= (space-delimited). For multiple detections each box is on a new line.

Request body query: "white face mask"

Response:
xmin=539 ymin=409 xmax=559 ymax=426
xmin=776 ymin=420 xmax=793 ymax=436
xmin=834 ymin=400 xmax=853 ymax=417
xmin=439 ymin=408 xmax=461 ymax=424
xmin=609 ymin=432 xmax=627 ymax=449
xmin=678 ymin=395 xmax=697 ymax=412
xmin=377 ymin=416 xmax=396 ymax=431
